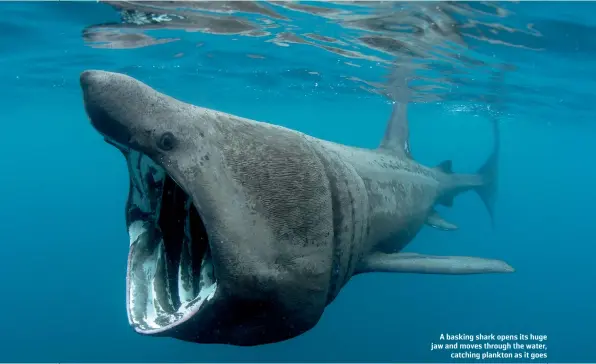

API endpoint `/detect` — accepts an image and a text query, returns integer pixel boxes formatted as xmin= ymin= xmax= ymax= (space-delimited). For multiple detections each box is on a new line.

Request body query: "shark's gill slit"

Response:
xmin=127 ymin=152 xmax=217 ymax=332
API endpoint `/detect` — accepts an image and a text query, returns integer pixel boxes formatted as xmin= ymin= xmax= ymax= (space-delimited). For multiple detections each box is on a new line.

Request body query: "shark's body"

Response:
xmin=80 ymin=70 xmax=512 ymax=347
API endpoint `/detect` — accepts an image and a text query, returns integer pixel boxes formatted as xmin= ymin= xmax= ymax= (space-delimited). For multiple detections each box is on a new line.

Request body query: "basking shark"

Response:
xmin=80 ymin=70 xmax=513 ymax=346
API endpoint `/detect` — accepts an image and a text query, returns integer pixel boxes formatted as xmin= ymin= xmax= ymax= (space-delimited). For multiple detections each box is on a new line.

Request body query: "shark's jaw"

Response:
xmin=122 ymin=145 xmax=218 ymax=335
xmin=81 ymin=69 xmax=336 ymax=346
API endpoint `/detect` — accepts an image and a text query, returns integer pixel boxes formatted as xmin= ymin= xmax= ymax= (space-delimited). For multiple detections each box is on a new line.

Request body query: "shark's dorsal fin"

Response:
xmin=380 ymin=101 xmax=411 ymax=158
xmin=379 ymin=67 xmax=412 ymax=158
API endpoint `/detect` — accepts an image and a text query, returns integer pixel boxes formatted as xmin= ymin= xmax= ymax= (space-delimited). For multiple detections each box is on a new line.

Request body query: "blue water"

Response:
xmin=1 ymin=1 xmax=595 ymax=362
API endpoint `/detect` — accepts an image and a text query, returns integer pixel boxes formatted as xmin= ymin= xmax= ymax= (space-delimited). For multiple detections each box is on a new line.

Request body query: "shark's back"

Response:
xmin=313 ymin=139 xmax=444 ymax=249
xmin=216 ymin=113 xmax=444 ymax=258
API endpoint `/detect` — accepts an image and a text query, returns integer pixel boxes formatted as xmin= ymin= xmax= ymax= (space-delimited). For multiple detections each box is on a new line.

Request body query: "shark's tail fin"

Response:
xmin=436 ymin=69 xmax=503 ymax=227
xmin=436 ymin=109 xmax=500 ymax=226
xmin=474 ymin=116 xmax=499 ymax=226
xmin=475 ymin=69 xmax=504 ymax=226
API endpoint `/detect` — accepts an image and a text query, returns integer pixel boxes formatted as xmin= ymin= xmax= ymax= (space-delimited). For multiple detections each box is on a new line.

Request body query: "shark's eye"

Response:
xmin=158 ymin=132 xmax=177 ymax=151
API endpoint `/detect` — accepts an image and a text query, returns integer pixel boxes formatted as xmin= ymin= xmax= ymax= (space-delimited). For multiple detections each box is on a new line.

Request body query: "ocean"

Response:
xmin=0 ymin=1 xmax=594 ymax=362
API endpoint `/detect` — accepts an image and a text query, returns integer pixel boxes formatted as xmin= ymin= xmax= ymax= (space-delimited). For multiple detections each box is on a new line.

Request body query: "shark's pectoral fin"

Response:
xmin=355 ymin=252 xmax=514 ymax=275
xmin=426 ymin=209 xmax=458 ymax=231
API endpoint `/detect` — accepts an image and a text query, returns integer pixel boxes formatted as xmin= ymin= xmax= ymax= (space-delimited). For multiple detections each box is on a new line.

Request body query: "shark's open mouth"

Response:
xmin=123 ymin=148 xmax=217 ymax=334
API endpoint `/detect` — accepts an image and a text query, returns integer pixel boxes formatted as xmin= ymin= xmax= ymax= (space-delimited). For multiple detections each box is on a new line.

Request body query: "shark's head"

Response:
xmin=80 ymin=70 xmax=335 ymax=346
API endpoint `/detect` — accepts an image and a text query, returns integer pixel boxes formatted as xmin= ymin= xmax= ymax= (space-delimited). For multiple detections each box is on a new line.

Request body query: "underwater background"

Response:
xmin=1 ymin=1 xmax=595 ymax=362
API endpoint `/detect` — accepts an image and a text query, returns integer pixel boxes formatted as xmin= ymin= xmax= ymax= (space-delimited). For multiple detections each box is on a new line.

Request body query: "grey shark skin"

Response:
xmin=80 ymin=70 xmax=513 ymax=347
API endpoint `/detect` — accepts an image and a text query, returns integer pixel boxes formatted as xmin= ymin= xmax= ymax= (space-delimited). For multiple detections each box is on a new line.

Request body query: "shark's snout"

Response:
xmin=80 ymin=70 xmax=228 ymax=343
xmin=80 ymin=69 xmax=105 ymax=88
xmin=80 ymin=70 xmax=137 ymax=146
xmin=80 ymin=69 xmax=129 ymax=93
